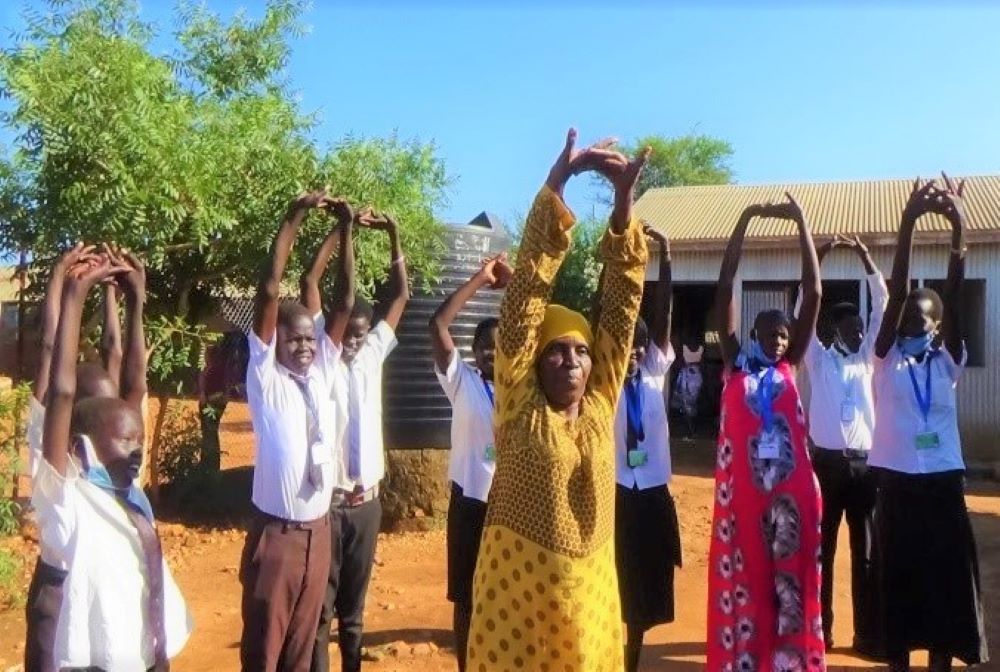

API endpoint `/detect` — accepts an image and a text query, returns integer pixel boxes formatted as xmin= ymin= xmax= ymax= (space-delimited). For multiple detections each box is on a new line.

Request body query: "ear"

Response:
xmin=749 ymin=328 xmax=757 ymax=341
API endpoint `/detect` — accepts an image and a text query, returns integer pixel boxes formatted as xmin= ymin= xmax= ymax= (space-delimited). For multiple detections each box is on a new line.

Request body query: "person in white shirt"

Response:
xmin=429 ymin=253 xmax=512 ymax=672
xmin=33 ymin=250 xmax=191 ymax=672
xmin=25 ymin=243 xmax=149 ymax=672
xmin=869 ymin=176 xmax=988 ymax=672
xmin=306 ymin=209 xmax=409 ymax=672
xmin=801 ymin=233 xmax=886 ymax=654
xmin=241 ymin=191 xmax=349 ymax=672
xmin=613 ymin=226 xmax=682 ymax=672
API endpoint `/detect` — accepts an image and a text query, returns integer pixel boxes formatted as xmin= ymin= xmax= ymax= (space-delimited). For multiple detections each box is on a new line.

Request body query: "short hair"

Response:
xmin=753 ymin=309 xmax=791 ymax=331
xmin=908 ymin=287 xmax=944 ymax=322
xmin=71 ymin=396 xmax=141 ymax=438
xmin=473 ymin=317 xmax=499 ymax=350
xmin=75 ymin=363 xmax=116 ymax=401
xmin=829 ymin=302 xmax=860 ymax=324
xmin=277 ymin=302 xmax=312 ymax=328
xmin=351 ymin=294 xmax=374 ymax=322
xmin=632 ymin=317 xmax=650 ymax=349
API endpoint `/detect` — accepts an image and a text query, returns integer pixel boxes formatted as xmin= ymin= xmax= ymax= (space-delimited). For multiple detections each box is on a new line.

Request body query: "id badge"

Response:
xmin=484 ymin=444 xmax=496 ymax=463
xmin=756 ymin=430 xmax=781 ymax=460
xmin=627 ymin=449 xmax=648 ymax=468
xmin=915 ymin=431 xmax=940 ymax=451
xmin=840 ymin=400 xmax=856 ymax=424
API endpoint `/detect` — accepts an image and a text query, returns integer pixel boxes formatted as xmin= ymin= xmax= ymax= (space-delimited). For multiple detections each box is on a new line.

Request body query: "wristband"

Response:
xmin=951 ymin=246 xmax=967 ymax=255
xmin=392 ymin=255 xmax=406 ymax=267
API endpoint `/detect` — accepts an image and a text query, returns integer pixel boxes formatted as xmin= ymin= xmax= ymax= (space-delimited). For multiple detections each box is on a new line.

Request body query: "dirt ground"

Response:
xmin=1 ymin=402 xmax=998 ymax=671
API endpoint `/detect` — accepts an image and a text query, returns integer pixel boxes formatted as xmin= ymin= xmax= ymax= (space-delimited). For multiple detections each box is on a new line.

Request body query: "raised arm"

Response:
xmin=253 ymin=190 xmax=327 ymax=343
xmin=589 ymin=148 xmax=650 ymax=406
xmin=34 ymin=244 xmax=93 ymax=403
xmin=714 ymin=206 xmax=757 ymax=367
xmin=367 ymin=213 xmax=409 ymax=331
xmin=430 ymin=254 xmax=512 ymax=372
xmin=114 ymin=249 xmax=148 ymax=408
xmin=496 ymin=129 xmax=625 ymax=393
xmin=939 ymin=174 xmax=968 ymax=361
xmin=782 ymin=194 xmax=821 ymax=365
xmin=643 ymin=225 xmax=672 ymax=351
xmin=100 ymin=284 xmax=123 ymax=392
xmin=874 ymin=180 xmax=934 ymax=358
xmin=43 ymin=255 xmax=127 ymax=475
xmin=300 ymin=198 xmax=357 ymax=345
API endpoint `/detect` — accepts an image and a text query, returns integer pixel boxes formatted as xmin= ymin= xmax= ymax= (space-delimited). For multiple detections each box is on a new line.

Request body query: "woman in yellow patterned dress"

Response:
xmin=466 ymin=129 xmax=650 ymax=672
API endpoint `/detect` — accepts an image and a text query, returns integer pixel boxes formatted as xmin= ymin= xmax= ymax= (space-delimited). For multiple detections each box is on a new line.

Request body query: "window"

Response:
xmin=922 ymin=278 xmax=985 ymax=367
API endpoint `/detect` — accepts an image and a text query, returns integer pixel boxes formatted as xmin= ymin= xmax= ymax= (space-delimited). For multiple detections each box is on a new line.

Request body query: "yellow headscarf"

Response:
xmin=538 ymin=304 xmax=594 ymax=352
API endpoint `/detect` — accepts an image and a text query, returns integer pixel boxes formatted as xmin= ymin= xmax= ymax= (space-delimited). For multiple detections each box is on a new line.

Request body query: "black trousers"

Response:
xmin=311 ymin=497 xmax=382 ymax=672
xmin=811 ymin=446 xmax=877 ymax=652
xmin=25 ymin=559 xmax=67 ymax=672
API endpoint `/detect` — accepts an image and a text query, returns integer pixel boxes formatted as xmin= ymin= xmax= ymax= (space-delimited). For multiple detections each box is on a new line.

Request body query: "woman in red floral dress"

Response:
xmin=707 ymin=194 xmax=826 ymax=672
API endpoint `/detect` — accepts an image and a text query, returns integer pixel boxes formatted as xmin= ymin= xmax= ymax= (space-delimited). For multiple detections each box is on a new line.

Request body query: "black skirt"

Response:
xmin=872 ymin=468 xmax=989 ymax=665
xmin=614 ymin=483 xmax=682 ymax=628
xmin=446 ymin=481 xmax=488 ymax=604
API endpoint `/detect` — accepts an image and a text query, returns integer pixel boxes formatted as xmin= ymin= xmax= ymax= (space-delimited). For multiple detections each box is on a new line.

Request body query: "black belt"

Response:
xmin=331 ymin=485 xmax=380 ymax=508
xmin=254 ymin=506 xmax=329 ymax=531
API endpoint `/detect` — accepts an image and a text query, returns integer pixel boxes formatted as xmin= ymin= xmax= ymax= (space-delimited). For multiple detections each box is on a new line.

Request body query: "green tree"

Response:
xmin=0 ymin=0 xmax=449 ymax=479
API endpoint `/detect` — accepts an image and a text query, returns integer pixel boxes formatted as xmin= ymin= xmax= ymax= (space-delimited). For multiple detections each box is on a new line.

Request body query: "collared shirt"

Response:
xmin=435 ymin=349 xmax=496 ymax=503
xmin=31 ymin=457 xmax=192 ymax=670
xmin=246 ymin=314 xmax=341 ymax=521
xmin=803 ymin=272 xmax=888 ymax=451
xmin=614 ymin=342 xmax=676 ymax=489
xmin=869 ymin=344 xmax=967 ymax=474
xmin=331 ymin=321 xmax=397 ymax=491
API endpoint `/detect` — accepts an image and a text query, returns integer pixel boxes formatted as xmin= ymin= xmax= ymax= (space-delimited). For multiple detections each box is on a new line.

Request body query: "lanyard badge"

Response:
xmin=756 ymin=367 xmax=782 ymax=459
xmin=625 ymin=373 xmax=648 ymax=468
xmin=905 ymin=352 xmax=940 ymax=450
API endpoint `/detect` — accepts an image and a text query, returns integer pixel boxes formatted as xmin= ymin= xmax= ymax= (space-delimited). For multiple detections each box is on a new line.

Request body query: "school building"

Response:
xmin=635 ymin=175 xmax=1000 ymax=471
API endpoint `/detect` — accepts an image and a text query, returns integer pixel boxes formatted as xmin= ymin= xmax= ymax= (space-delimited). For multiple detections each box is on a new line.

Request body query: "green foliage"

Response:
xmin=0 ymin=384 xmax=30 ymax=537
xmin=0 ymin=0 xmax=450 ymax=395
xmin=593 ymin=133 xmax=734 ymax=204
xmin=551 ymin=218 xmax=604 ymax=315
xmin=0 ymin=548 xmax=24 ymax=609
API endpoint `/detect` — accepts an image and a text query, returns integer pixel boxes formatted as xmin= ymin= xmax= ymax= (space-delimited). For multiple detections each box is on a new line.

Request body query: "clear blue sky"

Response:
xmin=4 ymin=1 xmax=1000 ymax=226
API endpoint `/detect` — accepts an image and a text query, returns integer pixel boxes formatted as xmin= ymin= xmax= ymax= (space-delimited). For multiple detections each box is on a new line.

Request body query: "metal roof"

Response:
xmin=634 ymin=175 xmax=1000 ymax=245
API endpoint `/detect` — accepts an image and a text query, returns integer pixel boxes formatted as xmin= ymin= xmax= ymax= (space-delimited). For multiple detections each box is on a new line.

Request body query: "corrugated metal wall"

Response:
xmin=662 ymin=241 xmax=999 ymax=467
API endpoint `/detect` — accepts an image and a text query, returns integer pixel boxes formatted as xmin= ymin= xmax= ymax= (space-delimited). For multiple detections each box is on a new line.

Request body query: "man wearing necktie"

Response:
xmin=301 ymin=209 xmax=410 ymax=672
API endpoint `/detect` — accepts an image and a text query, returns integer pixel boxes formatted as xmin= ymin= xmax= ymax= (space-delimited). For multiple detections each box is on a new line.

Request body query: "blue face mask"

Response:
xmin=897 ymin=332 xmax=934 ymax=358
xmin=75 ymin=435 xmax=154 ymax=521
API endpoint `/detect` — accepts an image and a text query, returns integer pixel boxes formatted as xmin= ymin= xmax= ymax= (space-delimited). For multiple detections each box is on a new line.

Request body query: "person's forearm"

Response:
xmin=714 ymin=214 xmax=752 ymax=354
xmin=121 ymin=292 xmax=147 ymax=406
xmin=34 ymin=270 xmax=65 ymax=401
xmin=430 ymin=274 xmax=488 ymax=370
xmin=857 ymin=250 xmax=877 ymax=276
xmin=43 ymin=284 xmax=86 ymax=473
xmin=382 ymin=225 xmax=410 ymax=328
xmin=652 ymin=246 xmax=672 ymax=349
xmin=799 ymin=221 xmax=821 ymax=299
xmin=253 ymin=203 xmax=307 ymax=338
xmin=101 ymin=285 xmax=123 ymax=391
xmin=300 ymin=224 xmax=341 ymax=315
xmin=610 ymin=186 xmax=634 ymax=235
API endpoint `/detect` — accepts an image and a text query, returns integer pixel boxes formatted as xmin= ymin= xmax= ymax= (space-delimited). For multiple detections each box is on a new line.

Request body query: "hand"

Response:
xmin=292 ymin=189 xmax=330 ymax=211
xmin=643 ymin=222 xmax=669 ymax=248
xmin=65 ymin=253 xmax=130 ymax=293
xmin=545 ymin=128 xmax=627 ymax=195
xmin=903 ymin=176 xmax=967 ymax=228
xmin=104 ymin=244 xmax=146 ymax=301
xmin=54 ymin=242 xmax=98 ymax=273
xmin=845 ymin=234 xmax=870 ymax=257
xmin=322 ymin=197 xmax=353 ymax=224
xmin=607 ymin=146 xmax=651 ymax=198
xmin=357 ymin=212 xmax=397 ymax=233
xmin=757 ymin=192 xmax=806 ymax=224
xmin=476 ymin=253 xmax=513 ymax=290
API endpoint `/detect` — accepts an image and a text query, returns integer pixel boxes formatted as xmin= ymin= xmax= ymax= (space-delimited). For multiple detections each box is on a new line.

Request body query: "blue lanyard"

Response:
xmin=904 ymin=352 xmax=934 ymax=425
xmin=758 ymin=366 xmax=777 ymax=431
xmin=624 ymin=372 xmax=645 ymax=449
xmin=482 ymin=376 xmax=495 ymax=407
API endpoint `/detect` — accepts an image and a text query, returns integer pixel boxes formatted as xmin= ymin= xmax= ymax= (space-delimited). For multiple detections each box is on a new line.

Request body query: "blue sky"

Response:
xmin=3 ymin=1 xmax=1000 ymax=226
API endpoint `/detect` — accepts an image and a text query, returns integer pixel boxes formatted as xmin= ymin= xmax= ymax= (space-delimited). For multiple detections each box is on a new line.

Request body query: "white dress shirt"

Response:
xmin=31 ymin=457 xmax=192 ymax=671
xmin=804 ymin=272 xmax=888 ymax=452
xmin=614 ymin=342 xmax=676 ymax=489
xmin=246 ymin=315 xmax=341 ymax=521
xmin=435 ymin=349 xmax=496 ymax=503
xmin=331 ymin=321 xmax=397 ymax=491
xmin=868 ymin=344 xmax=967 ymax=474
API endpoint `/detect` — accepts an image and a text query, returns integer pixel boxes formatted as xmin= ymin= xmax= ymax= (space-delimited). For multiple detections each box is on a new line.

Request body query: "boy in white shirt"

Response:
xmin=429 ymin=254 xmax=512 ymax=672
xmin=25 ymin=243 xmax=149 ymax=672
xmin=33 ymin=250 xmax=191 ymax=671
xmin=241 ymin=191 xmax=348 ymax=672
xmin=304 ymin=209 xmax=409 ymax=672
xmin=802 ymin=234 xmax=887 ymax=654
